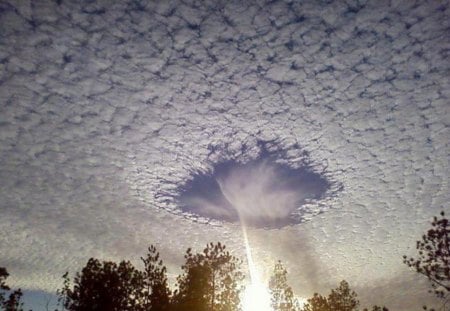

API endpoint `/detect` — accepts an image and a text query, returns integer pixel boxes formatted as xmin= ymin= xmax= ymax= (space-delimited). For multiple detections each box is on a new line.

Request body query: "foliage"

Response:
xmin=171 ymin=261 xmax=210 ymax=311
xmin=269 ymin=261 xmax=299 ymax=311
xmin=141 ymin=245 xmax=171 ymax=311
xmin=403 ymin=211 xmax=450 ymax=299
xmin=301 ymin=293 xmax=329 ymax=311
xmin=0 ymin=268 xmax=8 ymax=307
xmin=301 ymin=280 xmax=358 ymax=311
xmin=172 ymin=242 xmax=244 ymax=311
xmin=327 ymin=280 xmax=359 ymax=311
xmin=59 ymin=258 xmax=143 ymax=311
xmin=362 ymin=306 xmax=389 ymax=311
xmin=0 ymin=267 xmax=25 ymax=311
xmin=4 ymin=241 xmax=398 ymax=311
xmin=301 ymin=280 xmax=387 ymax=311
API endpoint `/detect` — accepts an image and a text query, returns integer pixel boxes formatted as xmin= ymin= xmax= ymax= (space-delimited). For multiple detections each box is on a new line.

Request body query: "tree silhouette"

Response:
xmin=269 ymin=261 xmax=298 ymax=311
xmin=301 ymin=280 xmax=359 ymax=311
xmin=59 ymin=258 xmax=143 ymax=311
xmin=172 ymin=262 xmax=210 ymax=311
xmin=141 ymin=245 xmax=171 ymax=311
xmin=362 ymin=306 xmax=389 ymax=311
xmin=172 ymin=242 xmax=243 ymax=311
xmin=0 ymin=268 xmax=9 ymax=306
xmin=301 ymin=280 xmax=386 ymax=311
xmin=327 ymin=280 xmax=359 ymax=311
xmin=51 ymin=242 xmax=392 ymax=311
xmin=403 ymin=211 xmax=450 ymax=299
xmin=301 ymin=293 xmax=329 ymax=311
xmin=0 ymin=267 xmax=26 ymax=311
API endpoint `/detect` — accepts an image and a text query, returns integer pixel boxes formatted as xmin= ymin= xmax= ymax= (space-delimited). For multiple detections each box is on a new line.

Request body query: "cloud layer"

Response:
xmin=0 ymin=0 xmax=449 ymax=310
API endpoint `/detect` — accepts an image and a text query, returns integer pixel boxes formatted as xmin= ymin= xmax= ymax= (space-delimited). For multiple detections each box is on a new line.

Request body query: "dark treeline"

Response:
xmin=1 ymin=211 xmax=448 ymax=311
xmin=0 ymin=267 xmax=24 ymax=311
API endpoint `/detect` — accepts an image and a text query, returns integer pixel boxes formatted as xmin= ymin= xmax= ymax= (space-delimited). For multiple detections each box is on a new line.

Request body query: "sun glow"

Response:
xmin=242 ymin=281 xmax=273 ymax=311
xmin=240 ymin=225 xmax=273 ymax=311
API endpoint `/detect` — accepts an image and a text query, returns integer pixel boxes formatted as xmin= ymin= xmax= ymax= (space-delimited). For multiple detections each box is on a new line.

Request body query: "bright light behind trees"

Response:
xmin=242 ymin=281 xmax=273 ymax=311
xmin=240 ymin=223 xmax=273 ymax=311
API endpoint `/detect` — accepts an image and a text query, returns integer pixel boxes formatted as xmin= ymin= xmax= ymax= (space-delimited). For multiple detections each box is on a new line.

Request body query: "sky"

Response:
xmin=0 ymin=0 xmax=449 ymax=310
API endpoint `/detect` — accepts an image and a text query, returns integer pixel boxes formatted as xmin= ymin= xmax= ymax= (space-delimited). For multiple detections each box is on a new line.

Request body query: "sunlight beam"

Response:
xmin=240 ymin=224 xmax=273 ymax=311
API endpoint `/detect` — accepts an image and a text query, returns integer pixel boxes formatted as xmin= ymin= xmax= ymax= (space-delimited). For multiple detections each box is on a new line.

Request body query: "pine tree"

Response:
xmin=327 ymin=280 xmax=359 ymax=311
xmin=301 ymin=281 xmax=360 ymax=311
xmin=172 ymin=242 xmax=243 ymax=311
xmin=0 ymin=267 xmax=26 ymax=311
xmin=403 ymin=211 xmax=450 ymax=299
xmin=269 ymin=261 xmax=298 ymax=311
xmin=301 ymin=293 xmax=329 ymax=311
xmin=141 ymin=245 xmax=171 ymax=311
xmin=59 ymin=258 xmax=143 ymax=311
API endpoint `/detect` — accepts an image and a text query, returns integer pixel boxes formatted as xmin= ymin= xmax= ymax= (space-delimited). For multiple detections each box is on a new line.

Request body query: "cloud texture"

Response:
xmin=0 ymin=0 xmax=449 ymax=310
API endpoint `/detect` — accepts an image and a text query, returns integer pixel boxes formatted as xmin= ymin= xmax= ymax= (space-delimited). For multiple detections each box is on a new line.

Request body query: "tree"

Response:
xmin=403 ymin=211 xmax=450 ymax=299
xmin=172 ymin=242 xmax=244 ymax=311
xmin=172 ymin=261 xmax=210 ymax=311
xmin=301 ymin=281 xmax=364 ymax=311
xmin=269 ymin=261 xmax=298 ymax=311
xmin=1 ymin=291 xmax=24 ymax=311
xmin=141 ymin=245 xmax=171 ymax=311
xmin=301 ymin=293 xmax=329 ymax=311
xmin=0 ymin=267 xmax=26 ymax=311
xmin=59 ymin=258 xmax=143 ymax=311
xmin=362 ymin=306 xmax=389 ymax=311
xmin=327 ymin=280 xmax=359 ymax=311
xmin=0 ymin=268 xmax=9 ymax=307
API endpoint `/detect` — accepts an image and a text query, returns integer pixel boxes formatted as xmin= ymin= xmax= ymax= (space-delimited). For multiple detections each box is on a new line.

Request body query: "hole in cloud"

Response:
xmin=176 ymin=149 xmax=332 ymax=229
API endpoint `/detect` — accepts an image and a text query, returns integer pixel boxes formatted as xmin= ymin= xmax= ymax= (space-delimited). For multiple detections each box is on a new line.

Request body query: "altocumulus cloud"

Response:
xmin=0 ymin=0 xmax=449 ymax=310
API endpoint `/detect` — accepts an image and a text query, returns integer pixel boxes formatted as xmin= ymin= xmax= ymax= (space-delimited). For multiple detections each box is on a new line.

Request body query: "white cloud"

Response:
xmin=0 ymin=0 xmax=449 ymax=310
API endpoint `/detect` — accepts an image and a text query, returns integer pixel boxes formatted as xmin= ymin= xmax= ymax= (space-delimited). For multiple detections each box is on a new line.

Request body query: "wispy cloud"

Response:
xmin=216 ymin=160 xmax=327 ymax=227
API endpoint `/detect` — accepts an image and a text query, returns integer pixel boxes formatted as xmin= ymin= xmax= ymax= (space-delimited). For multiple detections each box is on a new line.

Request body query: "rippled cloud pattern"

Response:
xmin=0 ymin=0 xmax=449 ymax=310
